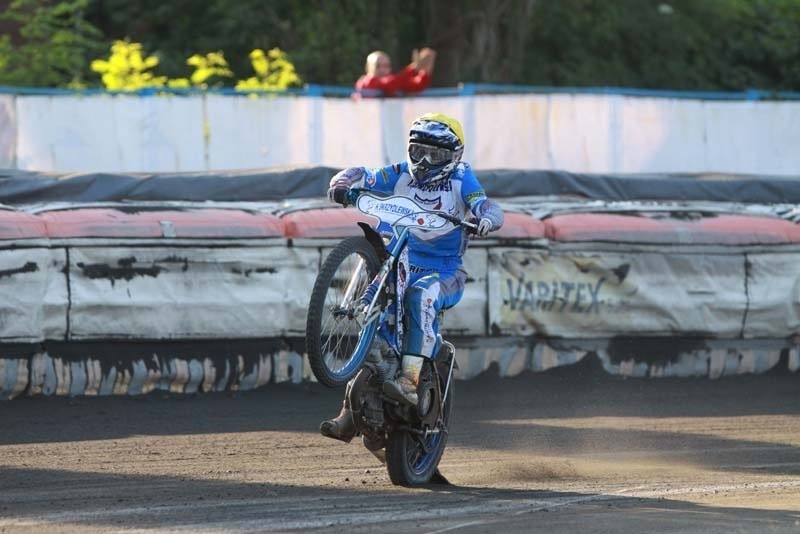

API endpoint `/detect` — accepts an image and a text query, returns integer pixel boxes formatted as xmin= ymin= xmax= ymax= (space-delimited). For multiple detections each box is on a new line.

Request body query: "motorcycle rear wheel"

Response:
xmin=305 ymin=236 xmax=381 ymax=388
xmin=385 ymin=363 xmax=453 ymax=486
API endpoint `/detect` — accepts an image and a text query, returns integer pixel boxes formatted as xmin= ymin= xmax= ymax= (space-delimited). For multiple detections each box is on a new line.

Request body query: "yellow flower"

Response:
xmin=92 ymin=39 xmax=167 ymax=91
xmin=236 ymin=47 xmax=302 ymax=93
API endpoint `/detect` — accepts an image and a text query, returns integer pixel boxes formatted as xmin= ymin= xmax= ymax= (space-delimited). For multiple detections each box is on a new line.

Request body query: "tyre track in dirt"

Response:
xmin=1 ymin=360 xmax=799 ymax=533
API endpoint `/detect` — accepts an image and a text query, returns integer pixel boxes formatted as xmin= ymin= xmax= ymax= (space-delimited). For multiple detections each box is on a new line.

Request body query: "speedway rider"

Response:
xmin=320 ymin=112 xmax=504 ymax=443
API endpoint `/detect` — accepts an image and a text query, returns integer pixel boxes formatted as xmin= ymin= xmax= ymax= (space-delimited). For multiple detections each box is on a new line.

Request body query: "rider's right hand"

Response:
xmin=327 ymin=185 xmax=350 ymax=206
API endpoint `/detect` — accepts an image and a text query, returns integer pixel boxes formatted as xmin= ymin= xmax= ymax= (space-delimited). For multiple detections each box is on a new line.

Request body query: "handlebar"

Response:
xmin=344 ymin=187 xmax=479 ymax=234
xmin=346 ymin=187 xmax=361 ymax=206
xmin=437 ymin=211 xmax=479 ymax=234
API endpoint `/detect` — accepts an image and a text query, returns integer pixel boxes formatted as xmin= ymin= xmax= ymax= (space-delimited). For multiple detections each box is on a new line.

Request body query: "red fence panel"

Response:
xmin=0 ymin=210 xmax=48 ymax=240
xmin=282 ymin=208 xmax=374 ymax=238
xmin=41 ymin=208 xmax=285 ymax=239
xmin=545 ymin=213 xmax=800 ymax=245
xmin=494 ymin=211 xmax=546 ymax=239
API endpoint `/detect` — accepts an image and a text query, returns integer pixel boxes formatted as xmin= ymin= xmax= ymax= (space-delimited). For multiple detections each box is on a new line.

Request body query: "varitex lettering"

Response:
xmin=505 ymin=277 xmax=606 ymax=314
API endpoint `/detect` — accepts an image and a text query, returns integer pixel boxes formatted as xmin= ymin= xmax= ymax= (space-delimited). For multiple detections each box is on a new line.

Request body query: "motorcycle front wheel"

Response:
xmin=305 ymin=236 xmax=381 ymax=388
xmin=385 ymin=362 xmax=454 ymax=486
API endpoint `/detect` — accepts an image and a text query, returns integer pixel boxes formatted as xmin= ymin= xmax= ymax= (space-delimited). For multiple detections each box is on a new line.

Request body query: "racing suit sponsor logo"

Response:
xmin=343 ymin=167 xmax=364 ymax=180
xmin=396 ymin=248 xmax=409 ymax=342
xmin=465 ymin=190 xmax=485 ymax=207
xmin=410 ymin=179 xmax=453 ymax=192
xmin=421 ymin=288 xmax=438 ymax=352
xmin=374 ymin=202 xmax=413 ymax=216
xmin=413 ymin=193 xmax=443 ymax=210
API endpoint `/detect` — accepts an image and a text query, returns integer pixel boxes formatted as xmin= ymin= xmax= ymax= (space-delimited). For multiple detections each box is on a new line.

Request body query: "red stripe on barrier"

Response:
xmin=41 ymin=209 xmax=284 ymax=238
xmin=697 ymin=216 xmax=800 ymax=244
xmin=546 ymin=213 xmax=800 ymax=245
xmin=493 ymin=212 xmax=546 ymax=239
xmin=284 ymin=209 xmax=546 ymax=239
xmin=282 ymin=208 xmax=375 ymax=238
xmin=0 ymin=210 xmax=48 ymax=239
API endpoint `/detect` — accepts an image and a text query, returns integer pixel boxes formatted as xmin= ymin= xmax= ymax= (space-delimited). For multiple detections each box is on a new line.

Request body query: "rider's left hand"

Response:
xmin=477 ymin=218 xmax=492 ymax=237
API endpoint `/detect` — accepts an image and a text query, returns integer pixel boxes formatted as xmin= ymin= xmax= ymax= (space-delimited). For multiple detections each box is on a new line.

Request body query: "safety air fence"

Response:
xmin=0 ymin=166 xmax=799 ymax=399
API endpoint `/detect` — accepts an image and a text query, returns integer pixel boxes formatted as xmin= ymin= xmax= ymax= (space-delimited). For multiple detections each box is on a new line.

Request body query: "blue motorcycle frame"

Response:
xmin=307 ymin=187 xmax=475 ymax=388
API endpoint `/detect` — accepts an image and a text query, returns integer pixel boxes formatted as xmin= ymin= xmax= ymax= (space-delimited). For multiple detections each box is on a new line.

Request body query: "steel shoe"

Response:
xmin=319 ymin=402 xmax=356 ymax=443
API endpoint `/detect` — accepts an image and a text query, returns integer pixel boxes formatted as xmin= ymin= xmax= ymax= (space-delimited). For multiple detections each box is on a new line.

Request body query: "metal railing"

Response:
xmin=2 ymin=83 xmax=800 ymax=101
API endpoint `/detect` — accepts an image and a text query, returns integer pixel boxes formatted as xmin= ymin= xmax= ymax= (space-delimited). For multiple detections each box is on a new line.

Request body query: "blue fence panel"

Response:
xmin=2 ymin=83 xmax=800 ymax=101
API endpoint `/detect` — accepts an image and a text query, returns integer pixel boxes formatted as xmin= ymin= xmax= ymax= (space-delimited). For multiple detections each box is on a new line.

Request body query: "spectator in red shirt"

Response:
xmin=354 ymin=48 xmax=437 ymax=97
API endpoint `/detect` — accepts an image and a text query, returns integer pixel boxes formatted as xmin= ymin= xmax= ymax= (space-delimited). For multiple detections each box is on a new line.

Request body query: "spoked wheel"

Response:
xmin=386 ymin=362 xmax=454 ymax=486
xmin=306 ymin=236 xmax=381 ymax=387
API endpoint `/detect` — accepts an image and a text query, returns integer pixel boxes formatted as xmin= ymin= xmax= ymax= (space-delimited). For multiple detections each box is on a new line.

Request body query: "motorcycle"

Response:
xmin=305 ymin=187 xmax=477 ymax=486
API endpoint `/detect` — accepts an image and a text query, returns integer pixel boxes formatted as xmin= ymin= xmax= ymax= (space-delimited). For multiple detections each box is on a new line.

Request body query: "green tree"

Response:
xmin=518 ymin=0 xmax=721 ymax=89
xmin=0 ymin=0 xmax=104 ymax=87
xmin=517 ymin=0 xmax=800 ymax=92
xmin=85 ymin=0 xmax=423 ymax=87
xmin=714 ymin=0 xmax=800 ymax=91
xmin=5 ymin=0 xmax=800 ymax=92
xmin=284 ymin=0 xmax=424 ymax=86
xmin=84 ymin=0 xmax=299 ymax=80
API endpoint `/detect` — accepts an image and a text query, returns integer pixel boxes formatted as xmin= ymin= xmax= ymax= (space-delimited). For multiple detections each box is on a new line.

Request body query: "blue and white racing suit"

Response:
xmin=331 ymin=161 xmax=504 ymax=359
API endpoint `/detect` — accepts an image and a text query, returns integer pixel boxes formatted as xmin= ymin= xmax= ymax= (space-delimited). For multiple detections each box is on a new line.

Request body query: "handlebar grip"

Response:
xmin=439 ymin=212 xmax=479 ymax=234
xmin=332 ymin=187 xmax=350 ymax=206
xmin=463 ymin=221 xmax=479 ymax=235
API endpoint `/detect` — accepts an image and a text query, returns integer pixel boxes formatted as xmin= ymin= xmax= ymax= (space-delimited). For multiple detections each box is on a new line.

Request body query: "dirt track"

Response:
xmin=1 ymin=358 xmax=799 ymax=533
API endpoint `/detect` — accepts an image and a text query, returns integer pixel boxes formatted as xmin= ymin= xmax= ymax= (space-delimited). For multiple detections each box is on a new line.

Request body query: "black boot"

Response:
xmin=319 ymin=401 xmax=356 ymax=443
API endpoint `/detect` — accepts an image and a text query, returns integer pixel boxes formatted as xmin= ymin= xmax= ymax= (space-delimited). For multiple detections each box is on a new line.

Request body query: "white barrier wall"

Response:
xmin=0 ymin=95 xmax=15 ymax=168
xmin=3 ymin=93 xmax=800 ymax=175
xmin=14 ymin=95 xmax=207 ymax=172
xmin=3 ymin=199 xmax=800 ymax=400
xmin=0 ymin=248 xmax=67 ymax=342
xmin=66 ymin=245 xmax=315 ymax=340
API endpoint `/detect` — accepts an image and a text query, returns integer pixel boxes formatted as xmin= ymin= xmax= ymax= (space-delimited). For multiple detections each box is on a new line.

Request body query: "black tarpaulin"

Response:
xmin=1 ymin=166 xmax=799 ymax=205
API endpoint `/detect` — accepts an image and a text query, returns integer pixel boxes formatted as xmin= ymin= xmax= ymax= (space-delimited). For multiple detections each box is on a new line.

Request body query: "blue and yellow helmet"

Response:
xmin=407 ymin=113 xmax=465 ymax=185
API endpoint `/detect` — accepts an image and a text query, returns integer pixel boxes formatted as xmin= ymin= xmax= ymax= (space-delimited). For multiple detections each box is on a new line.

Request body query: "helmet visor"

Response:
xmin=408 ymin=142 xmax=454 ymax=166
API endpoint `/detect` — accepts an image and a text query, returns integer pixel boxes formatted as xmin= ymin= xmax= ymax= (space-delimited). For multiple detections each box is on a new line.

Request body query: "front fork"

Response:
xmin=340 ymin=257 xmax=366 ymax=313
xmin=360 ymin=259 xmax=392 ymax=326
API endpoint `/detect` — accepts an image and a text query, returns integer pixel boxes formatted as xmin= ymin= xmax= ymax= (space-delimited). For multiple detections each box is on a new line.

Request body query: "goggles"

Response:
xmin=408 ymin=142 xmax=454 ymax=166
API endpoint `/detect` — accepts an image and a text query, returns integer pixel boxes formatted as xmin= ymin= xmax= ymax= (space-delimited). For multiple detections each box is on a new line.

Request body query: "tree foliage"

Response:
xmin=519 ymin=0 xmax=800 ymax=91
xmin=1 ymin=0 xmax=799 ymax=91
xmin=185 ymin=51 xmax=232 ymax=88
xmin=0 ymin=0 xmax=104 ymax=87
xmin=90 ymin=39 xmax=166 ymax=90
xmin=235 ymin=48 xmax=302 ymax=91
xmin=88 ymin=40 xmax=301 ymax=92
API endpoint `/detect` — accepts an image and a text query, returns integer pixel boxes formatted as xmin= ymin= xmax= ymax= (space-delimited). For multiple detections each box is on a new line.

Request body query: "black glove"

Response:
xmin=327 ymin=184 xmax=350 ymax=206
